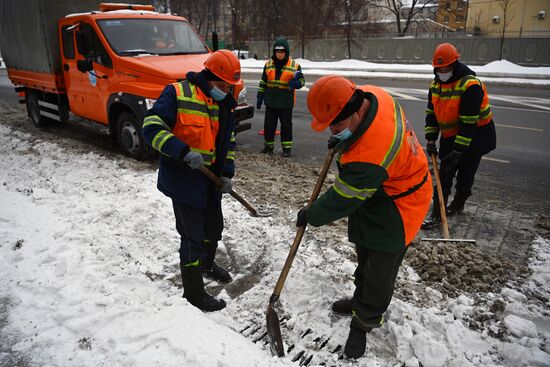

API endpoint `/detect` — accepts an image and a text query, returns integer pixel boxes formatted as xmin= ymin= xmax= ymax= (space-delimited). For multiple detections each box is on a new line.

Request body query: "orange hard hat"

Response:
xmin=432 ymin=43 xmax=460 ymax=67
xmin=204 ymin=49 xmax=243 ymax=86
xmin=308 ymin=75 xmax=356 ymax=132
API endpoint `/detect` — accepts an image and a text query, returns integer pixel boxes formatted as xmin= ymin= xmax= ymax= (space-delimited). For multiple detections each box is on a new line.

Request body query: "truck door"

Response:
xmin=74 ymin=23 xmax=113 ymax=124
xmin=61 ymin=24 xmax=88 ymax=118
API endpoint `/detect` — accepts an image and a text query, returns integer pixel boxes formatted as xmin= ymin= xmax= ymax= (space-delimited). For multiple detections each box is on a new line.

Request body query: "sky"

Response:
xmin=0 ymin=58 xmax=549 ymax=366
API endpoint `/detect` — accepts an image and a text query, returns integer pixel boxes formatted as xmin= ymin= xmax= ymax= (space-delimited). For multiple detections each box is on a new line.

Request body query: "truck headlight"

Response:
xmin=237 ymin=86 xmax=247 ymax=105
xmin=145 ymin=98 xmax=157 ymax=110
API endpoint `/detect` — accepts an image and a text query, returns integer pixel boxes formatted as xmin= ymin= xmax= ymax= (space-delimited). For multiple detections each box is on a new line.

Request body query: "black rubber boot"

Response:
xmin=181 ymin=265 xmax=226 ymax=312
xmin=282 ymin=148 xmax=291 ymax=158
xmin=260 ymin=146 xmax=274 ymax=155
xmin=332 ymin=298 xmax=353 ymax=315
xmin=201 ymin=241 xmax=231 ymax=283
xmin=344 ymin=320 xmax=368 ymax=359
xmin=421 ymin=192 xmax=448 ymax=229
xmin=447 ymin=191 xmax=469 ymax=216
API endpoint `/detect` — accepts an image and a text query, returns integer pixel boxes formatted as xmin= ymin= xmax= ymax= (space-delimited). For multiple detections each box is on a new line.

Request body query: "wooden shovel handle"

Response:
xmin=431 ymin=153 xmax=450 ymax=239
xmin=270 ymin=149 xmax=336 ymax=302
xmin=199 ymin=166 xmax=258 ymax=217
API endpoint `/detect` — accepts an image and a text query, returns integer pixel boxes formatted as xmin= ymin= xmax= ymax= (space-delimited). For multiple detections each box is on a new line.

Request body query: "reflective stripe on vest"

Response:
xmin=430 ymin=75 xmax=493 ymax=138
xmin=265 ymin=59 xmax=298 ymax=90
xmin=172 ymin=81 xmax=219 ymax=165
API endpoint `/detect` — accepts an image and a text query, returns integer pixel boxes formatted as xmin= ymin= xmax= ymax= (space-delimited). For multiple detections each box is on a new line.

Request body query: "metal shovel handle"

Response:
xmin=199 ymin=166 xmax=259 ymax=217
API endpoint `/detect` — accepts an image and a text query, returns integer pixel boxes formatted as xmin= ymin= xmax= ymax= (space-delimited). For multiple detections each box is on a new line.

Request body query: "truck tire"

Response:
xmin=116 ymin=111 xmax=150 ymax=160
xmin=26 ymin=93 xmax=50 ymax=127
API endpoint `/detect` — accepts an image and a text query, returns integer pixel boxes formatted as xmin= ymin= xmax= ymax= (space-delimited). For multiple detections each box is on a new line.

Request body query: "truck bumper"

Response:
xmin=234 ymin=104 xmax=254 ymax=133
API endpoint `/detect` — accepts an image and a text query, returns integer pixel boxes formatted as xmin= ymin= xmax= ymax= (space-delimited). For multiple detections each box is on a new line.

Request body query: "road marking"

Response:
xmin=490 ymin=95 xmax=550 ymax=111
xmin=385 ymin=88 xmax=422 ymax=100
xmin=496 ymin=123 xmax=543 ymax=132
xmin=491 ymin=104 xmax=550 ymax=114
xmin=482 ymin=156 xmax=510 ymax=164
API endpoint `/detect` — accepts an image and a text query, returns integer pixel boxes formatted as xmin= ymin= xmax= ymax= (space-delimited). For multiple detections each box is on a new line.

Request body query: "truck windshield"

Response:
xmin=97 ymin=18 xmax=208 ymax=56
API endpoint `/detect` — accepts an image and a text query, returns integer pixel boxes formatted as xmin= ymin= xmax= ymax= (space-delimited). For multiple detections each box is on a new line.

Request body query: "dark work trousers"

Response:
xmin=439 ymin=140 xmax=483 ymax=198
xmin=172 ymin=189 xmax=223 ymax=266
xmin=264 ymin=107 xmax=293 ymax=148
xmin=352 ymin=244 xmax=408 ymax=324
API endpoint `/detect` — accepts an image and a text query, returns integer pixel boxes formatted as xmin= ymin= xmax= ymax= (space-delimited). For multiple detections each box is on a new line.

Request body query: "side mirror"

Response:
xmin=77 ymin=59 xmax=93 ymax=73
xmin=212 ymin=32 xmax=218 ymax=51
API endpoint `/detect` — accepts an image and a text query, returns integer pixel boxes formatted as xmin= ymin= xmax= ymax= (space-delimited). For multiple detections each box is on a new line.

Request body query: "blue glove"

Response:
xmin=289 ymin=78 xmax=301 ymax=90
xmin=296 ymin=207 xmax=308 ymax=227
xmin=218 ymin=177 xmax=233 ymax=193
xmin=294 ymin=70 xmax=303 ymax=79
xmin=256 ymin=94 xmax=264 ymax=110
xmin=182 ymin=151 xmax=204 ymax=169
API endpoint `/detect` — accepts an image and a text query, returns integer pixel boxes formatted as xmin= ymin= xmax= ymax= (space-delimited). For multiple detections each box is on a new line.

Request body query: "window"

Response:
xmin=456 ymin=15 xmax=464 ymax=23
xmin=62 ymin=25 xmax=75 ymax=59
xmin=444 ymin=15 xmax=449 ymax=23
xmin=445 ymin=2 xmax=451 ymax=10
xmin=77 ymin=23 xmax=112 ymax=68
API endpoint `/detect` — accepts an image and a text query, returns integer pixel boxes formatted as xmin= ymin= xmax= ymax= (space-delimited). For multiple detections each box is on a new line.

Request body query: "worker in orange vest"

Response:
xmin=297 ymin=75 xmax=432 ymax=358
xmin=142 ymin=50 xmax=242 ymax=312
xmin=256 ymin=38 xmax=305 ymax=157
xmin=422 ymin=43 xmax=497 ymax=228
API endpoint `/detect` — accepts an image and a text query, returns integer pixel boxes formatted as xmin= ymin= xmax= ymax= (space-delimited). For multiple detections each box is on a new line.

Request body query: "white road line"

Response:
xmin=385 ymin=88 xmax=422 ymax=100
xmin=490 ymin=95 xmax=550 ymax=111
xmin=482 ymin=156 xmax=510 ymax=164
xmin=496 ymin=123 xmax=543 ymax=132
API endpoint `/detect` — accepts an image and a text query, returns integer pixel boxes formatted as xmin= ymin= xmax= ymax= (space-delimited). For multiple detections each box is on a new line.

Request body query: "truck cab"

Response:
xmin=3 ymin=3 xmax=253 ymax=160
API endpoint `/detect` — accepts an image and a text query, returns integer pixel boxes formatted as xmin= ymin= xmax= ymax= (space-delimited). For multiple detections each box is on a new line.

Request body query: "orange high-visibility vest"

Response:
xmin=430 ymin=75 xmax=492 ymax=138
xmin=171 ymin=81 xmax=219 ymax=165
xmin=264 ymin=58 xmax=299 ymax=102
xmin=340 ymin=85 xmax=432 ymax=245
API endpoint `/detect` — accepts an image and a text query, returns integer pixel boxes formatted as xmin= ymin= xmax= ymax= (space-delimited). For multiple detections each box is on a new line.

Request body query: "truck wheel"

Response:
xmin=116 ymin=111 xmax=150 ymax=160
xmin=26 ymin=93 xmax=49 ymax=127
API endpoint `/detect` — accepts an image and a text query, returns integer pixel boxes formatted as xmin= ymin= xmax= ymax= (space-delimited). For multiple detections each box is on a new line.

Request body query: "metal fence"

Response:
xmin=249 ymin=35 xmax=550 ymax=66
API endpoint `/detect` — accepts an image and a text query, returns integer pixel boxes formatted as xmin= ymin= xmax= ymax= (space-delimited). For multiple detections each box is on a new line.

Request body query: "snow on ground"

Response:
xmin=241 ymin=59 xmax=550 ymax=86
xmin=0 ymin=82 xmax=548 ymax=366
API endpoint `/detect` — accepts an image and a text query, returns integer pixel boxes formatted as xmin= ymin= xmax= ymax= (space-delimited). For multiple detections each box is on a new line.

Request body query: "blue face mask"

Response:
xmin=210 ymin=86 xmax=227 ymax=101
xmin=333 ymin=128 xmax=353 ymax=141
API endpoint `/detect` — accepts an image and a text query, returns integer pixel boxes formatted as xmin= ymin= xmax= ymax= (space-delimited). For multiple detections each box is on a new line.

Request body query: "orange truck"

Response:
xmin=0 ymin=1 xmax=254 ymax=160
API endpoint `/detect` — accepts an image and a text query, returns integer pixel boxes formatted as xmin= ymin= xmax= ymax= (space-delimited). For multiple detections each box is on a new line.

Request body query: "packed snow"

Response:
xmin=0 ymin=98 xmax=548 ymax=366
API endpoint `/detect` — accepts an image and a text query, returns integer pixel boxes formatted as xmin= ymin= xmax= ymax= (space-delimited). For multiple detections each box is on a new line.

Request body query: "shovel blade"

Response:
xmin=266 ymin=304 xmax=285 ymax=357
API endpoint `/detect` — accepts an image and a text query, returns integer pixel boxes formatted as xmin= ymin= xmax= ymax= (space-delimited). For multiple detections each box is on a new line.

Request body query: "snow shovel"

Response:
xmin=266 ymin=149 xmax=336 ymax=357
xmin=199 ymin=166 xmax=274 ymax=217
xmin=421 ymin=153 xmax=476 ymax=244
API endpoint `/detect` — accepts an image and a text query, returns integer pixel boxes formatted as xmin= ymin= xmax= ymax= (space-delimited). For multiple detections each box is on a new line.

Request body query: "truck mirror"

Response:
xmin=212 ymin=32 xmax=218 ymax=51
xmin=77 ymin=59 xmax=93 ymax=73
xmin=76 ymin=30 xmax=90 ymax=56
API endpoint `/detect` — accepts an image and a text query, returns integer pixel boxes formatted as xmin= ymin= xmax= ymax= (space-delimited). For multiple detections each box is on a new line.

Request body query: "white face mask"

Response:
xmin=437 ymin=71 xmax=453 ymax=82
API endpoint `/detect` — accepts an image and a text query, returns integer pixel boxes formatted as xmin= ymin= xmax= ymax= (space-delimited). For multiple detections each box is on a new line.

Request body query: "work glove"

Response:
xmin=440 ymin=149 xmax=462 ymax=174
xmin=327 ymin=136 xmax=340 ymax=150
xmin=296 ymin=207 xmax=308 ymax=227
xmin=294 ymin=70 xmax=304 ymax=80
xmin=256 ymin=93 xmax=264 ymax=110
xmin=182 ymin=151 xmax=204 ymax=169
xmin=218 ymin=177 xmax=233 ymax=193
xmin=289 ymin=79 xmax=301 ymax=90
xmin=426 ymin=141 xmax=438 ymax=157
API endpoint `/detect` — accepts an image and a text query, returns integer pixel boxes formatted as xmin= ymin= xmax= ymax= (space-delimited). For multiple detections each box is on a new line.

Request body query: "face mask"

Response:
xmin=437 ymin=71 xmax=453 ymax=82
xmin=334 ymin=128 xmax=353 ymax=141
xmin=210 ymin=86 xmax=227 ymax=101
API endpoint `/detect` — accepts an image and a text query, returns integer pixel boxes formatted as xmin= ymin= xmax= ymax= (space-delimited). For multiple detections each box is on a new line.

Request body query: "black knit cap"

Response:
xmin=331 ymin=89 xmax=365 ymax=125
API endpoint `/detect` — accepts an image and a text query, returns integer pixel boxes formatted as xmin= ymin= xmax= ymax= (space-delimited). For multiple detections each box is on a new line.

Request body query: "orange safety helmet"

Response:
xmin=204 ymin=50 xmax=243 ymax=86
xmin=308 ymin=75 xmax=356 ymax=132
xmin=432 ymin=43 xmax=460 ymax=68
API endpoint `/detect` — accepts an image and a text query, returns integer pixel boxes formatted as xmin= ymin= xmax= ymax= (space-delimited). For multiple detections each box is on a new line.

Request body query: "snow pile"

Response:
xmin=0 ymin=104 xmax=549 ymax=366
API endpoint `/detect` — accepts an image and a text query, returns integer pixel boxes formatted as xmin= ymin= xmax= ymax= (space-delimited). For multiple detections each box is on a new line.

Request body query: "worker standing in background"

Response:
xmin=422 ymin=43 xmax=497 ymax=228
xmin=256 ymin=37 xmax=305 ymax=157
xmin=142 ymin=50 xmax=243 ymax=312
xmin=298 ymin=75 xmax=432 ymax=358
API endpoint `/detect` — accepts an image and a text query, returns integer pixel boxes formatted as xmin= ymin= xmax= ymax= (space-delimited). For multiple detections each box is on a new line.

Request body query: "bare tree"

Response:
xmin=341 ymin=0 xmax=364 ymax=58
xmin=375 ymin=0 xmax=437 ymax=36
xmin=497 ymin=0 xmax=515 ymax=60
